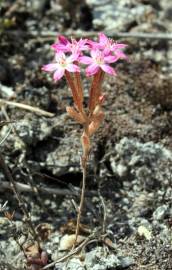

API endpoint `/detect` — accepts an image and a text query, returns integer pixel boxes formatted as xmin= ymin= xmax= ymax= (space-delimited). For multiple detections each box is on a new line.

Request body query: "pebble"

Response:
xmin=153 ymin=205 xmax=168 ymax=221
xmin=119 ymin=256 xmax=134 ymax=268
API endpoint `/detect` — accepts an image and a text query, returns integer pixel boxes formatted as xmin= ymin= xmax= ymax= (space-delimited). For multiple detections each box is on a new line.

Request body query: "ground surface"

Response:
xmin=0 ymin=0 xmax=172 ymax=269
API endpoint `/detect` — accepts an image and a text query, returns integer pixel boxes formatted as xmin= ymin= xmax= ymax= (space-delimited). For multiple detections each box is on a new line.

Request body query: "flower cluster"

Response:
xmin=42 ymin=33 xmax=127 ymax=80
xmin=42 ymin=33 xmax=127 ymax=165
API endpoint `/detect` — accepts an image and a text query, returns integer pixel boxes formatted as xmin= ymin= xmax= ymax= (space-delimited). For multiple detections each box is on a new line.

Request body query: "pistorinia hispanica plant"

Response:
xmin=42 ymin=33 xmax=127 ymax=246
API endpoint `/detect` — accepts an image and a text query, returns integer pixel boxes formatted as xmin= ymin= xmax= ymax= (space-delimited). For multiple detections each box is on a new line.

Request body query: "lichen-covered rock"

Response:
xmin=55 ymin=247 xmax=134 ymax=270
xmin=86 ymin=0 xmax=156 ymax=31
xmin=46 ymin=130 xmax=82 ymax=175
xmin=110 ymin=137 xmax=172 ymax=183
xmin=153 ymin=205 xmax=168 ymax=221
xmin=0 ymin=220 xmax=26 ymax=269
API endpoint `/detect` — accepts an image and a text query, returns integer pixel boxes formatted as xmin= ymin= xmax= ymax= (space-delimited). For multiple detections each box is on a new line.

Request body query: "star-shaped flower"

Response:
xmin=88 ymin=33 xmax=127 ymax=56
xmin=51 ymin=35 xmax=88 ymax=55
xmin=42 ymin=52 xmax=80 ymax=81
xmin=79 ymin=49 xmax=120 ymax=76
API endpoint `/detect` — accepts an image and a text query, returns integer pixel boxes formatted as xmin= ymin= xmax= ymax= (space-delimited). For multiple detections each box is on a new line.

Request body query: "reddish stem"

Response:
xmin=74 ymin=72 xmax=83 ymax=105
xmin=65 ymin=71 xmax=83 ymax=112
xmin=88 ymin=69 xmax=104 ymax=114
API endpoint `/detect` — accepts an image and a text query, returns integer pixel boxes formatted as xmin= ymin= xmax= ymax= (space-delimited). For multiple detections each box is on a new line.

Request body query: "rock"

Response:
xmin=119 ymin=256 xmax=134 ymax=268
xmin=110 ymin=138 xmax=172 ymax=190
xmin=85 ymin=247 xmax=120 ymax=270
xmin=28 ymin=0 xmax=49 ymax=14
xmin=17 ymin=86 xmax=51 ymax=111
xmin=110 ymin=161 xmax=128 ymax=177
xmin=0 ymin=114 xmax=53 ymax=146
xmin=159 ymin=226 xmax=171 ymax=243
xmin=59 ymin=234 xmax=85 ymax=251
xmin=0 ymin=84 xmax=14 ymax=98
xmin=46 ymin=129 xmax=83 ymax=175
xmin=153 ymin=205 xmax=168 ymax=221
xmin=54 ymin=247 xmax=124 ymax=270
xmin=132 ymin=193 xmax=154 ymax=217
xmin=0 ymin=221 xmax=25 ymax=268
xmin=43 ymin=232 xmax=61 ymax=261
xmin=86 ymin=0 xmax=155 ymax=31
xmin=55 ymin=257 xmax=84 ymax=270
xmin=137 ymin=225 xmax=152 ymax=240
xmin=13 ymin=117 xmax=53 ymax=145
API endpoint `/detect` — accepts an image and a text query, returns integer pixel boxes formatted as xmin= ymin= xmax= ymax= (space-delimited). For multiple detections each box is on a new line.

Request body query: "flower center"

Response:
xmin=59 ymin=56 xmax=67 ymax=67
xmin=94 ymin=52 xmax=104 ymax=65
xmin=106 ymin=38 xmax=113 ymax=49
xmin=70 ymin=40 xmax=80 ymax=54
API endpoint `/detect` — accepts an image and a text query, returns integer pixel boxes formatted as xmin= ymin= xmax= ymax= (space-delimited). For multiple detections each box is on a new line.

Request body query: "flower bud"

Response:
xmin=98 ymin=94 xmax=105 ymax=105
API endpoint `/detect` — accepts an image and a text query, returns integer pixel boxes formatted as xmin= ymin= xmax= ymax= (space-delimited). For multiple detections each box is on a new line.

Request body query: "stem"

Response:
xmin=65 ymin=71 xmax=83 ymax=112
xmin=88 ymin=69 xmax=104 ymax=114
xmin=74 ymin=160 xmax=87 ymax=246
xmin=74 ymin=123 xmax=89 ymax=247
xmin=74 ymin=72 xmax=83 ymax=104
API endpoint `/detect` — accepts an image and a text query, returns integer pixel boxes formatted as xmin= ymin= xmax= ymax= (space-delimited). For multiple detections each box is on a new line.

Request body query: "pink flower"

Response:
xmin=42 ymin=52 xmax=80 ymax=81
xmin=79 ymin=49 xmax=119 ymax=76
xmin=51 ymin=35 xmax=88 ymax=56
xmin=88 ymin=33 xmax=127 ymax=56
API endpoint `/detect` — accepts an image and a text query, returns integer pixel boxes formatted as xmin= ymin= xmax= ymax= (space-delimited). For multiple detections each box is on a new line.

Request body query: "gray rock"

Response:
xmin=46 ymin=130 xmax=82 ymax=175
xmin=0 ymin=116 xmax=53 ymax=147
xmin=0 ymin=220 xmax=26 ymax=268
xmin=119 ymin=256 xmax=134 ymax=268
xmin=43 ymin=232 xmax=61 ymax=261
xmin=54 ymin=247 xmax=134 ymax=270
xmin=86 ymin=0 xmax=155 ymax=31
xmin=110 ymin=161 xmax=128 ymax=177
xmin=84 ymin=247 xmax=120 ymax=270
xmin=27 ymin=0 xmax=49 ymax=13
xmin=110 ymin=138 xmax=172 ymax=186
xmin=153 ymin=205 xmax=168 ymax=221
xmin=159 ymin=226 xmax=171 ymax=243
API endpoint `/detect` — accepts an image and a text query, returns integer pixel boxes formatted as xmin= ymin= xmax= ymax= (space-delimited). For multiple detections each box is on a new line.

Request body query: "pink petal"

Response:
xmin=51 ymin=44 xmax=68 ymax=52
xmin=104 ymin=55 xmax=119 ymax=63
xmin=66 ymin=64 xmax=80 ymax=72
xmin=90 ymin=50 xmax=98 ymax=59
xmin=101 ymin=64 xmax=116 ymax=75
xmin=86 ymin=63 xmax=99 ymax=76
xmin=58 ymin=35 xmax=69 ymax=45
xmin=79 ymin=56 xmax=93 ymax=64
xmin=42 ymin=63 xmax=59 ymax=72
xmin=53 ymin=68 xmax=64 ymax=81
xmin=115 ymin=50 xmax=127 ymax=59
xmin=99 ymin=32 xmax=108 ymax=44
xmin=68 ymin=53 xmax=80 ymax=62
xmin=112 ymin=43 xmax=127 ymax=50
xmin=87 ymin=40 xmax=100 ymax=50
xmin=55 ymin=52 xmax=65 ymax=62
xmin=78 ymin=38 xmax=88 ymax=46
xmin=104 ymin=48 xmax=111 ymax=55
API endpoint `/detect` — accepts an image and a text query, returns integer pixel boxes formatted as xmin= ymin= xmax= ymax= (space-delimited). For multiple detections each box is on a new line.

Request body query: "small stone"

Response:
xmin=138 ymin=225 xmax=152 ymax=240
xmin=116 ymin=163 xmax=128 ymax=177
xmin=0 ymin=84 xmax=14 ymax=98
xmin=59 ymin=234 xmax=85 ymax=251
xmin=119 ymin=256 xmax=134 ymax=268
xmin=153 ymin=205 xmax=168 ymax=221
